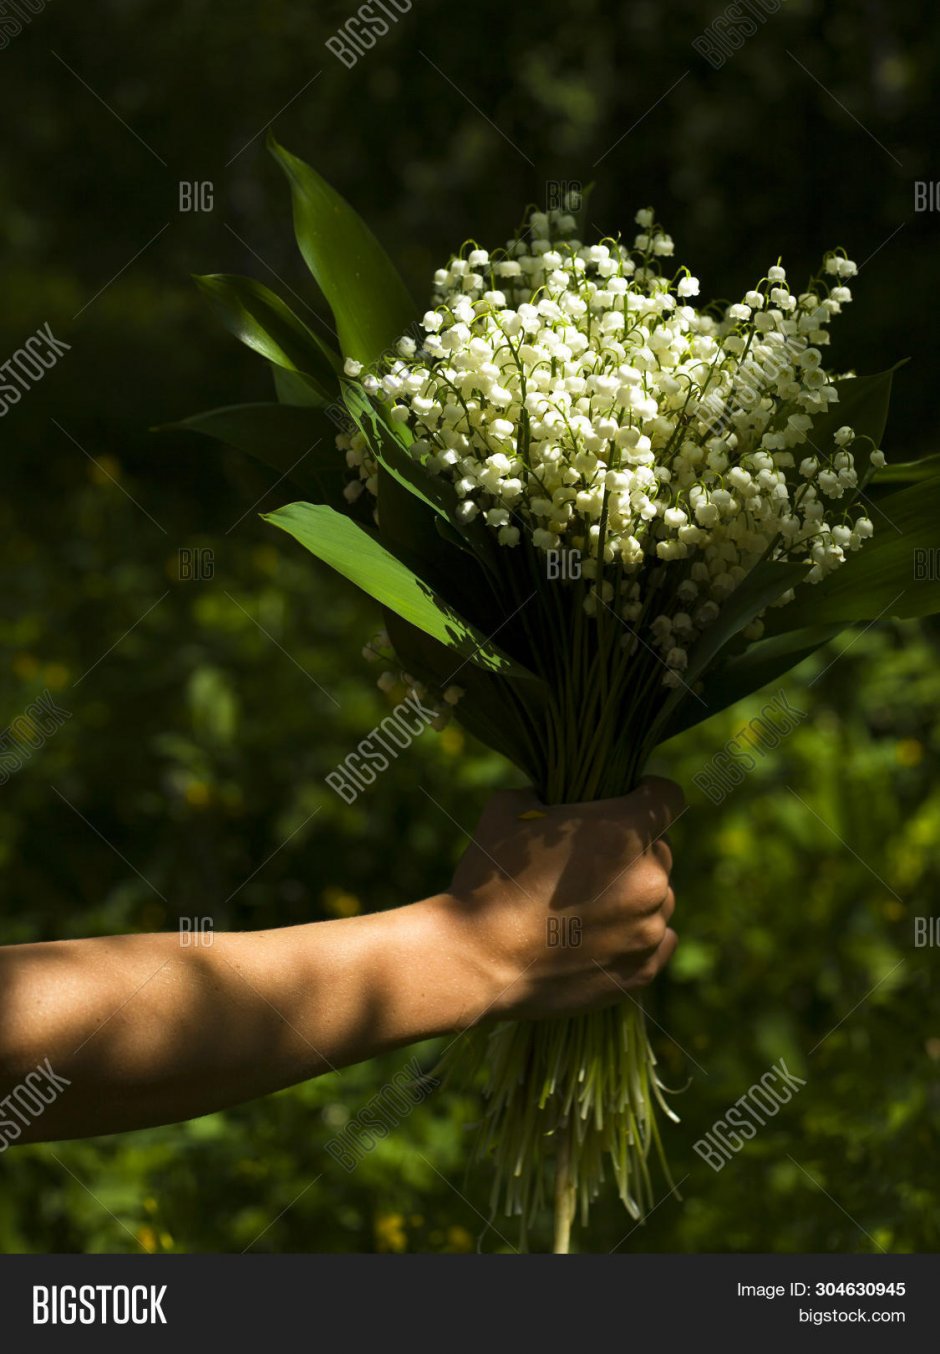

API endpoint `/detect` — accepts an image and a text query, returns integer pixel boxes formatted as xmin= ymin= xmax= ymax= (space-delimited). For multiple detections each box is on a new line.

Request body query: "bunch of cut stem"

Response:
xmin=439 ymin=552 xmax=682 ymax=1253
xmin=451 ymin=1002 xmax=678 ymax=1252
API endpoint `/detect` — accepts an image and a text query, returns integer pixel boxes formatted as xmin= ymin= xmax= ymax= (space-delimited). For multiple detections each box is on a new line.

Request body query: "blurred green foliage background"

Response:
xmin=1 ymin=0 xmax=938 ymax=1252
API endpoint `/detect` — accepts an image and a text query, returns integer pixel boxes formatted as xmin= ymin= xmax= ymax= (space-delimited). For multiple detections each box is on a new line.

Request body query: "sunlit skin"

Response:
xmin=0 ymin=777 xmax=681 ymax=1144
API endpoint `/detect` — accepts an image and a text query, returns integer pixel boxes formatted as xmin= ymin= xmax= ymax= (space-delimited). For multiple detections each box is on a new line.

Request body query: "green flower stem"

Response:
xmin=441 ymin=1002 xmax=676 ymax=1250
xmin=553 ymin=1115 xmax=575 ymax=1254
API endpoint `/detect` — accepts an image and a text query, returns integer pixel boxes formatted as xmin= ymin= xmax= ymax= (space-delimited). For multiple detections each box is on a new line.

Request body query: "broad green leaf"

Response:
xmin=871 ymin=453 xmax=940 ymax=485
xmin=194 ymin=274 xmax=340 ymax=397
xmin=785 ymin=366 xmax=902 ymax=494
xmin=643 ymin=559 xmax=810 ymax=760
xmin=268 ymin=135 xmax=415 ymax=367
xmin=685 ymin=560 xmax=811 ymax=689
xmin=342 ymin=380 xmax=499 ymax=572
xmin=342 ymin=381 xmax=446 ymax=521
xmin=331 ymin=384 xmax=509 ymax=637
xmin=159 ymin=403 xmax=354 ymax=509
xmin=263 ymin=501 xmax=536 ymax=678
xmin=765 ymin=475 xmax=940 ymax=629
xmin=376 ymin=464 xmax=497 ymax=631
xmin=341 ymin=383 xmax=492 ymax=612
xmin=272 ymin=366 xmax=330 ymax=408
xmin=662 ymin=625 xmax=841 ymax=741
xmin=383 ymin=611 xmax=546 ymax=782
xmin=804 ymin=366 xmax=900 ymax=459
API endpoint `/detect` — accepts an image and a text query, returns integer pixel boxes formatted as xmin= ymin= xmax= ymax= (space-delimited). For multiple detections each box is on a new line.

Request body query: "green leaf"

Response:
xmin=342 ymin=381 xmax=445 ymax=519
xmin=376 ymin=464 xmax=497 ymax=627
xmin=342 ymin=380 xmax=500 ymax=573
xmin=313 ymin=380 xmax=507 ymax=637
xmin=263 ymin=501 xmax=536 ymax=678
xmin=662 ymin=625 xmax=841 ymax=741
xmin=801 ymin=365 xmax=902 ymax=491
xmin=383 ymin=611 xmax=544 ymax=781
xmin=644 ymin=560 xmax=810 ymax=759
xmin=809 ymin=367 xmax=898 ymax=448
xmin=687 ymin=561 xmax=812 ymax=688
xmin=159 ymin=403 xmax=354 ymax=511
xmin=268 ymin=135 xmax=415 ymax=368
xmin=765 ymin=475 xmax=940 ymax=628
xmin=272 ymin=366 xmax=330 ymax=408
xmin=194 ymin=274 xmax=340 ymax=397
xmin=340 ymin=383 xmax=485 ymax=594
xmin=871 ymin=453 xmax=940 ymax=486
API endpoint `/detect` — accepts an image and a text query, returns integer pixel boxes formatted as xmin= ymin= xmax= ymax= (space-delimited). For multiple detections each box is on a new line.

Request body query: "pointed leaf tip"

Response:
xmin=267 ymin=140 xmax=415 ymax=367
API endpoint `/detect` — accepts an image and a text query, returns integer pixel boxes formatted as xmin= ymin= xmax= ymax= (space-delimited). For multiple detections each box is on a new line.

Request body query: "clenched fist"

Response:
xmin=438 ymin=777 xmax=684 ymax=1022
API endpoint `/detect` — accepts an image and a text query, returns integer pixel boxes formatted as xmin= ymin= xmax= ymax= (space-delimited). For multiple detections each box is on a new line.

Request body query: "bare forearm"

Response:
xmin=0 ymin=896 xmax=487 ymax=1143
xmin=0 ymin=781 xmax=684 ymax=1145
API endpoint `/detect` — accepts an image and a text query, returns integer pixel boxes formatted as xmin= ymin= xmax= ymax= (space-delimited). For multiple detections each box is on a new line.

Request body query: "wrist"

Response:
xmin=380 ymin=892 xmax=503 ymax=1038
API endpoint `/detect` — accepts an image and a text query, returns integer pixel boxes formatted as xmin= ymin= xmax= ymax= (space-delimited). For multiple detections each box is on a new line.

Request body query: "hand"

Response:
xmin=440 ymin=777 xmax=684 ymax=1022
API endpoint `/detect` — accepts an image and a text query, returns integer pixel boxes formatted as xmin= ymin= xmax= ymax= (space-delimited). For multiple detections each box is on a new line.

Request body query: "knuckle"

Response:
xmin=638 ymin=916 xmax=667 ymax=950
xmin=651 ymin=838 xmax=673 ymax=873
xmin=632 ymin=859 xmax=669 ymax=909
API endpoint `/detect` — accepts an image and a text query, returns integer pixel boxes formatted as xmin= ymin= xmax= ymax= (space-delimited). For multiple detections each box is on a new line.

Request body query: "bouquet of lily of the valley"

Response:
xmin=169 ymin=135 xmax=940 ymax=1251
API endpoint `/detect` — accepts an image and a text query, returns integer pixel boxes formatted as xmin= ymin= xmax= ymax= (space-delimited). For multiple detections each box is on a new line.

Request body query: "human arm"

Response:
xmin=0 ymin=778 xmax=681 ymax=1143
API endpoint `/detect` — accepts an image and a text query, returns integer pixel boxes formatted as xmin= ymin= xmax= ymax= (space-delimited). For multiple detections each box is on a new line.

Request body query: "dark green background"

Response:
xmin=1 ymin=0 xmax=938 ymax=1252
